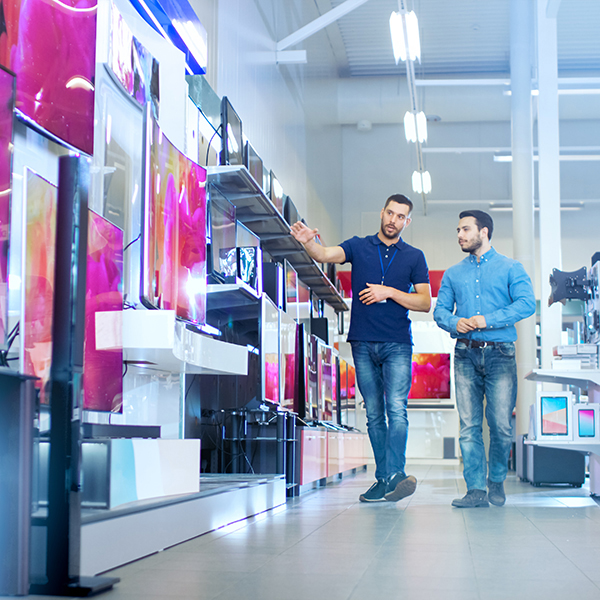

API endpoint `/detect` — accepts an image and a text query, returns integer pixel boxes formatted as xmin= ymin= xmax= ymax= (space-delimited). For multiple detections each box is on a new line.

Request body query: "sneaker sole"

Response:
xmin=384 ymin=475 xmax=417 ymax=502
xmin=451 ymin=500 xmax=489 ymax=508
xmin=359 ymin=495 xmax=387 ymax=503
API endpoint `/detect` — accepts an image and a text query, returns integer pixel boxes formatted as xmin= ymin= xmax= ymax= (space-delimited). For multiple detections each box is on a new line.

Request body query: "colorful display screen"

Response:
xmin=541 ymin=396 xmax=569 ymax=436
xmin=0 ymin=67 xmax=14 ymax=347
xmin=84 ymin=209 xmax=123 ymax=412
xmin=209 ymin=193 xmax=236 ymax=280
xmin=0 ymin=0 xmax=97 ymax=154
xmin=339 ymin=359 xmax=348 ymax=409
xmin=109 ymin=1 xmax=158 ymax=112
xmin=347 ymin=365 xmax=356 ymax=409
xmin=262 ymin=295 xmax=279 ymax=404
xmin=578 ymin=408 xmax=595 ymax=438
xmin=142 ymin=109 xmax=207 ymax=326
xmin=319 ymin=343 xmax=333 ymax=422
xmin=21 ymin=170 xmax=57 ymax=402
xmin=307 ymin=335 xmax=319 ymax=420
xmin=408 ymin=353 xmax=451 ymax=400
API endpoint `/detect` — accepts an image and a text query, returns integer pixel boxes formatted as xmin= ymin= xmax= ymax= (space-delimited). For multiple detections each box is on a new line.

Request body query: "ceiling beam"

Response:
xmin=277 ymin=0 xmax=371 ymax=52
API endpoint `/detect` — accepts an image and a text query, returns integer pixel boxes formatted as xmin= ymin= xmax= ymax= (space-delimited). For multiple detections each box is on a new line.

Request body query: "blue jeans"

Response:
xmin=351 ymin=341 xmax=412 ymax=481
xmin=454 ymin=341 xmax=517 ymax=491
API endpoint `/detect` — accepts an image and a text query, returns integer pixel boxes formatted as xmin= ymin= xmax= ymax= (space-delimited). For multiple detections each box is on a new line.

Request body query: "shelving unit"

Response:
xmin=207 ymin=165 xmax=348 ymax=312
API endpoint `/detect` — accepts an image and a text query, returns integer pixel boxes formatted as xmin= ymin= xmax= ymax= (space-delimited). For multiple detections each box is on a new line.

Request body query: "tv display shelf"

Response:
xmin=207 ymin=165 xmax=348 ymax=312
xmin=207 ymin=281 xmax=261 ymax=321
xmin=123 ymin=310 xmax=248 ymax=375
xmin=524 ymin=438 xmax=600 ymax=457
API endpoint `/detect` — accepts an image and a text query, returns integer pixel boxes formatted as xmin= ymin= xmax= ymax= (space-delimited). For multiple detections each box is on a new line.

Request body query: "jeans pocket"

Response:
xmin=497 ymin=343 xmax=516 ymax=357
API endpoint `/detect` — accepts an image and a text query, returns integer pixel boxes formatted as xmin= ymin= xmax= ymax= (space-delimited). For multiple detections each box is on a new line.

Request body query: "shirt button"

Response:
xmin=476 ymin=295 xmax=479 ymax=298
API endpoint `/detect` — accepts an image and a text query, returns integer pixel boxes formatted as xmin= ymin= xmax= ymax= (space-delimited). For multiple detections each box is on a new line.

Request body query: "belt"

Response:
xmin=457 ymin=338 xmax=499 ymax=348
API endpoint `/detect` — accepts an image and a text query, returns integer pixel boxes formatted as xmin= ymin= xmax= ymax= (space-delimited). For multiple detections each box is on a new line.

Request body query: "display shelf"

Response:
xmin=524 ymin=438 xmax=600 ymax=457
xmin=123 ymin=310 xmax=248 ymax=375
xmin=525 ymin=369 xmax=600 ymax=389
xmin=207 ymin=165 xmax=348 ymax=312
xmin=207 ymin=282 xmax=261 ymax=321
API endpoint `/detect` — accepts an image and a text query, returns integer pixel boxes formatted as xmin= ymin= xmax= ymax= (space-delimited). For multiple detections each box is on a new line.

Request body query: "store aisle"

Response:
xmin=12 ymin=463 xmax=600 ymax=600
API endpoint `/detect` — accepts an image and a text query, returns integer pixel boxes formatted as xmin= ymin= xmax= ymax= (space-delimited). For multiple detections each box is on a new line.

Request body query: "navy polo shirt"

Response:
xmin=339 ymin=234 xmax=429 ymax=344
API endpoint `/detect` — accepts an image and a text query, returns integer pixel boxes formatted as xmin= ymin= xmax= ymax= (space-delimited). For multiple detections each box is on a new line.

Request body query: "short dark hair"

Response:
xmin=385 ymin=194 xmax=413 ymax=214
xmin=459 ymin=210 xmax=494 ymax=241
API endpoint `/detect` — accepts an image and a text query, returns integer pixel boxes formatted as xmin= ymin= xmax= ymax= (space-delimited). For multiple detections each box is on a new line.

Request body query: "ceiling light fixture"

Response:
xmin=412 ymin=170 xmax=431 ymax=195
xmin=389 ymin=10 xmax=420 ymax=63
xmin=403 ymin=111 xmax=427 ymax=143
xmin=489 ymin=202 xmax=584 ymax=212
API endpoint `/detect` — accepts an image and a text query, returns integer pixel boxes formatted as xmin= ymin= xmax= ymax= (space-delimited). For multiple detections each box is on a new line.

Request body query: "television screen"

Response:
xmin=84 ymin=209 xmax=123 ymax=412
xmin=244 ymin=141 xmax=263 ymax=188
xmin=408 ymin=353 xmax=451 ymax=400
xmin=220 ymin=96 xmax=243 ymax=166
xmin=21 ymin=169 xmax=57 ymax=402
xmin=541 ymin=395 xmax=569 ymax=436
xmin=280 ymin=310 xmax=296 ymax=410
xmin=236 ymin=221 xmax=260 ymax=291
xmin=141 ymin=107 xmax=207 ymax=326
xmin=578 ymin=408 xmax=596 ymax=438
xmin=284 ymin=195 xmax=299 ymax=226
xmin=262 ymin=295 xmax=279 ymax=404
xmin=285 ymin=261 xmax=299 ymax=320
xmin=270 ymin=171 xmax=284 ymax=214
xmin=347 ymin=365 xmax=356 ymax=409
xmin=209 ymin=192 xmax=236 ymax=280
xmin=319 ymin=343 xmax=333 ymax=421
xmin=0 ymin=66 xmax=15 ymax=348
xmin=307 ymin=335 xmax=319 ymax=420
xmin=0 ymin=0 xmax=97 ymax=154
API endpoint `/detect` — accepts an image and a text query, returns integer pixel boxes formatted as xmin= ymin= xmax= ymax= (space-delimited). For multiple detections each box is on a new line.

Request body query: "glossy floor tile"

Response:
xmin=8 ymin=463 xmax=600 ymax=600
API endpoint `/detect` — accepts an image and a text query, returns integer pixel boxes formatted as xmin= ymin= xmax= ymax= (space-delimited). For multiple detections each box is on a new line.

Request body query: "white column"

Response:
xmin=537 ymin=0 xmax=563 ymax=369
xmin=510 ymin=0 xmax=537 ymax=436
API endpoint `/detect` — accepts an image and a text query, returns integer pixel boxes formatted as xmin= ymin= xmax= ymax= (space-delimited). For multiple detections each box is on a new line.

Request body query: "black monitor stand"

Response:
xmin=29 ymin=156 xmax=118 ymax=597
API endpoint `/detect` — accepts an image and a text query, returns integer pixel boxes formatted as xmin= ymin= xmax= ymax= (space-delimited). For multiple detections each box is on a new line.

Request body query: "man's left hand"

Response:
xmin=468 ymin=315 xmax=487 ymax=329
xmin=359 ymin=283 xmax=389 ymax=305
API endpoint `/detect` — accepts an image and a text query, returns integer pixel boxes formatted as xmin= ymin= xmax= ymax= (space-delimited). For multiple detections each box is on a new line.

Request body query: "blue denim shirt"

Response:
xmin=433 ymin=247 xmax=536 ymax=342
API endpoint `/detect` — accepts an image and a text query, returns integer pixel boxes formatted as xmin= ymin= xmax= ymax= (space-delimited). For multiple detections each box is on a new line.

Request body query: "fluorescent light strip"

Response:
xmin=494 ymin=154 xmax=600 ymax=162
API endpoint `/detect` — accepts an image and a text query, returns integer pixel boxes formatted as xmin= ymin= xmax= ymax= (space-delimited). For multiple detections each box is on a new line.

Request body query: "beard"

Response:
xmin=380 ymin=222 xmax=400 ymax=240
xmin=460 ymin=238 xmax=483 ymax=253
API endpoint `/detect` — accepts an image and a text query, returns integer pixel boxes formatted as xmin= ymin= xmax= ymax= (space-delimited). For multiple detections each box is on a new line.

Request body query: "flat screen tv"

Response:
xmin=236 ymin=221 xmax=261 ymax=293
xmin=0 ymin=66 xmax=15 ymax=348
xmin=347 ymin=364 xmax=356 ymax=410
xmin=141 ymin=105 xmax=207 ymax=326
xmin=84 ymin=209 xmax=123 ymax=412
xmin=21 ymin=169 xmax=57 ymax=402
xmin=244 ymin=141 xmax=263 ymax=188
xmin=283 ymin=195 xmax=300 ymax=227
xmin=307 ymin=334 xmax=319 ymax=420
xmin=408 ymin=353 xmax=451 ymax=401
xmin=285 ymin=260 xmax=299 ymax=320
xmin=269 ymin=171 xmax=284 ymax=214
xmin=280 ymin=310 xmax=296 ymax=410
xmin=208 ymin=191 xmax=236 ymax=281
xmin=339 ymin=359 xmax=348 ymax=425
xmin=319 ymin=342 xmax=333 ymax=422
xmin=262 ymin=294 xmax=279 ymax=404
xmin=220 ymin=96 xmax=243 ymax=166
xmin=0 ymin=0 xmax=97 ymax=154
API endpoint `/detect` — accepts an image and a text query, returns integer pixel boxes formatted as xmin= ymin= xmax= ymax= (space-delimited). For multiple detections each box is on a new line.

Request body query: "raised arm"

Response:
xmin=290 ymin=221 xmax=346 ymax=264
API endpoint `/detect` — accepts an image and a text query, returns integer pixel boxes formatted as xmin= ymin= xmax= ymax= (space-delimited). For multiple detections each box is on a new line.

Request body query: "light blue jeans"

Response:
xmin=351 ymin=341 xmax=412 ymax=481
xmin=454 ymin=341 xmax=517 ymax=491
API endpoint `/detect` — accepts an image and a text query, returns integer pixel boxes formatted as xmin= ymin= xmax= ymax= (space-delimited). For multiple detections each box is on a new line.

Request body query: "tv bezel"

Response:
xmin=220 ymin=96 xmax=243 ymax=166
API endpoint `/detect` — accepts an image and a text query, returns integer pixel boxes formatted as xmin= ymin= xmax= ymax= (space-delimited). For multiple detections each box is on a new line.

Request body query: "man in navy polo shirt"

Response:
xmin=290 ymin=194 xmax=431 ymax=502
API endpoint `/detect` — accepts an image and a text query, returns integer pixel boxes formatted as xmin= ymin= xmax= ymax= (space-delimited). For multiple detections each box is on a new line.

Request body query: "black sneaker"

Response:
xmin=384 ymin=473 xmax=417 ymax=502
xmin=487 ymin=479 xmax=506 ymax=506
xmin=452 ymin=489 xmax=489 ymax=508
xmin=359 ymin=479 xmax=388 ymax=502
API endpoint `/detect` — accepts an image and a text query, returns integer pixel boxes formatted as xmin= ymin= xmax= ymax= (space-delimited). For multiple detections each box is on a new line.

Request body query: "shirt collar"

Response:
xmin=370 ymin=234 xmax=404 ymax=250
xmin=468 ymin=246 xmax=496 ymax=263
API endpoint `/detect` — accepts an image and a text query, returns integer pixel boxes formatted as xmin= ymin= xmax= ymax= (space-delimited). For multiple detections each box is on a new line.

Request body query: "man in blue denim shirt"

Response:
xmin=291 ymin=195 xmax=431 ymax=503
xmin=434 ymin=210 xmax=535 ymax=508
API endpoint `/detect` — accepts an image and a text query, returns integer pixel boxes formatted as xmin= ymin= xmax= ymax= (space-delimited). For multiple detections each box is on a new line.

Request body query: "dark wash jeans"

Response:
xmin=350 ymin=341 xmax=412 ymax=481
xmin=454 ymin=341 xmax=518 ymax=491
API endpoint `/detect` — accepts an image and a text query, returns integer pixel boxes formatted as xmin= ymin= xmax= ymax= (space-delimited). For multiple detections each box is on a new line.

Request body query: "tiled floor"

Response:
xmin=12 ymin=463 xmax=600 ymax=600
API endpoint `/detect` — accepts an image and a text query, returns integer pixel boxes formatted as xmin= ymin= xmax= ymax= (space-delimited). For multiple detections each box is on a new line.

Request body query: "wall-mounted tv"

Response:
xmin=141 ymin=105 xmax=207 ymax=326
xmin=0 ymin=66 xmax=15 ymax=348
xmin=208 ymin=190 xmax=236 ymax=281
xmin=220 ymin=96 xmax=243 ymax=166
xmin=0 ymin=0 xmax=97 ymax=154
xmin=84 ymin=209 xmax=123 ymax=412
xmin=269 ymin=171 xmax=284 ymax=214
xmin=262 ymin=294 xmax=280 ymax=404
xmin=408 ymin=353 xmax=451 ymax=401
xmin=21 ymin=169 xmax=57 ymax=401
xmin=244 ymin=141 xmax=263 ymax=189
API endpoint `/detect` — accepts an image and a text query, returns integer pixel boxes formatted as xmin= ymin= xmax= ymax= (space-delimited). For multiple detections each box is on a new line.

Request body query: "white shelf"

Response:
xmin=525 ymin=438 xmax=600 ymax=457
xmin=123 ymin=310 xmax=248 ymax=375
xmin=525 ymin=369 xmax=600 ymax=389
